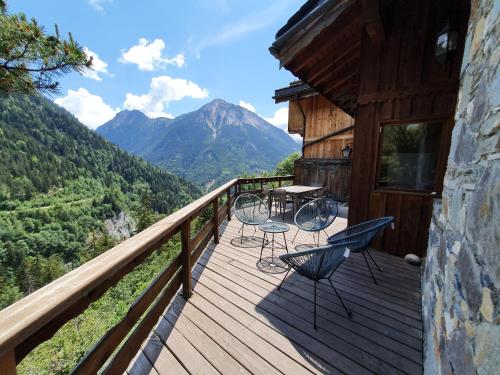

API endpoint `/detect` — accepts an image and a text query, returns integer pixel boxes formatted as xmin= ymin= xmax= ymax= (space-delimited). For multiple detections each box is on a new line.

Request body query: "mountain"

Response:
xmin=0 ymin=94 xmax=199 ymax=308
xmin=96 ymin=110 xmax=173 ymax=156
xmin=97 ymin=99 xmax=300 ymax=189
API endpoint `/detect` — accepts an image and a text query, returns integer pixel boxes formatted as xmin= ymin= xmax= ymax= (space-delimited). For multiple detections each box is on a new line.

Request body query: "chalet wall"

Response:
xmin=294 ymin=158 xmax=351 ymax=202
xmin=349 ymin=0 xmax=470 ymax=257
xmin=422 ymin=1 xmax=499 ymax=374
xmin=289 ymin=95 xmax=354 ymax=158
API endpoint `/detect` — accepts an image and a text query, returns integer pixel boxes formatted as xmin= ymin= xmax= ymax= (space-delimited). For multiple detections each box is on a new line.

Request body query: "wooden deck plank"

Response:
xmin=169 ymin=295 xmax=283 ymax=375
xmin=197 ymin=256 xmax=421 ymax=374
xmin=221 ymin=226 xmax=419 ymax=319
xmin=200 ymin=247 xmax=422 ymax=348
xmin=154 ymin=317 xmax=220 ymax=375
xmin=191 ymin=268 xmax=347 ymax=374
xmin=198 ymin=252 xmax=422 ymax=364
xmin=141 ymin=334 xmax=188 ymax=375
xmin=187 ymin=293 xmax=315 ymax=375
xmin=209 ymin=240 xmax=423 ymax=332
xmin=162 ymin=304 xmax=251 ymax=375
xmin=128 ymin=218 xmax=423 ymax=374
xmin=126 ymin=350 xmax=159 ymax=375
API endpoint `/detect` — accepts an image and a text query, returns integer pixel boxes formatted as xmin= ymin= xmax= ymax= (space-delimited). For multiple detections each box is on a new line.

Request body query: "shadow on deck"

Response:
xmin=127 ymin=216 xmax=423 ymax=375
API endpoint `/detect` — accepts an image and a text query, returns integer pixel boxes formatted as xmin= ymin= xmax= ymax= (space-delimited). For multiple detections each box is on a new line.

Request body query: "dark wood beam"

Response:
xmin=360 ymin=0 xmax=385 ymax=42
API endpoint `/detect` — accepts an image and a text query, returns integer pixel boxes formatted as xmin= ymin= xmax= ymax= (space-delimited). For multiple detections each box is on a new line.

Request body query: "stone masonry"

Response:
xmin=422 ymin=1 xmax=499 ymax=374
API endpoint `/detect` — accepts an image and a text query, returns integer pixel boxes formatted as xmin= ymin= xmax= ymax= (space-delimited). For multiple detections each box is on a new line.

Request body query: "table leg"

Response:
xmin=271 ymin=232 xmax=275 ymax=258
xmin=283 ymin=232 xmax=288 ymax=252
xmin=260 ymin=233 xmax=266 ymax=261
xmin=293 ymin=194 xmax=298 ymax=213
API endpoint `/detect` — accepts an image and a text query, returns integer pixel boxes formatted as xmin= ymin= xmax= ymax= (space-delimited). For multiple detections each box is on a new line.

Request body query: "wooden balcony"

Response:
xmin=0 ymin=176 xmax=422 ymax=374
xmin=128 ymin=216 xmax=423 ymax=375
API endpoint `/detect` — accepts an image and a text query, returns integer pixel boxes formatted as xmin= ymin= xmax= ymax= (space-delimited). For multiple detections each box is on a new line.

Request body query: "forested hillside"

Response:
xmin=0 ymin=94 xmax=200 ymax=309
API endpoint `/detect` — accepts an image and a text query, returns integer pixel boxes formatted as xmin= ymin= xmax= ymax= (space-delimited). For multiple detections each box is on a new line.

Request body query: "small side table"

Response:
xmin=258 ymin=222 xmax=290 ymax=273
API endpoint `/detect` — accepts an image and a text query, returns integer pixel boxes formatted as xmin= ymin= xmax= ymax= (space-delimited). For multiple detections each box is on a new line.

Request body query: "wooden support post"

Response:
xmin=226 ymin=188 xmax=231 ymax=221
xmin=0 ymin=351 xmax=16 ymax=375
xmin=213 ymin=198 xmax=220 ymax=244
xmin=181 ymin=221 xmax=192 ymax=299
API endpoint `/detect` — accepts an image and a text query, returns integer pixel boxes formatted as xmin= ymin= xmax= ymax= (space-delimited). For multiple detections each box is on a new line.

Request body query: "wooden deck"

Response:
xmin=127 ymin=215 xmax=423 ymax=375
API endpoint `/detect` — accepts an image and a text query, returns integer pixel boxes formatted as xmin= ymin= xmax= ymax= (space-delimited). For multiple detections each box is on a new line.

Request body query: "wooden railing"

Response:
xmin=0 ymin=175 xmax=294 ymax=374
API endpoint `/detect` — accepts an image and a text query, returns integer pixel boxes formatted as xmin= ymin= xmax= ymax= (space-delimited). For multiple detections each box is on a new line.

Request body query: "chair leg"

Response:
xmin=240 ymin=223 xmax=245 ymax=244
xmin=327 ymin=278 xmax=352 ymax=318
xmin=260 ymin=233 xmax=266 ymax=261
xmin=292 ymin=228 xmax=300 ymax=243
xmin=366 ymin=248 xmax=382 ymax=272
xmin=277 ymin=267 xmax=291 ymax=290
xmin=313 ymin=281 xmax=318 ymax=329
xmin=362 ymin=251 xmax=378 ymax=284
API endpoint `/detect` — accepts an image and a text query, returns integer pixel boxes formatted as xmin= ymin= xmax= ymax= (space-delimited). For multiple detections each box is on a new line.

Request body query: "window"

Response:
xmin=377 ymin=121 xmax=443 ymax=192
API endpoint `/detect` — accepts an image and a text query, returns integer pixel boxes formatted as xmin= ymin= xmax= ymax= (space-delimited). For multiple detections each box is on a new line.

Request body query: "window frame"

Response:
xmin=373 ymin=118 xmax=449 ymax=196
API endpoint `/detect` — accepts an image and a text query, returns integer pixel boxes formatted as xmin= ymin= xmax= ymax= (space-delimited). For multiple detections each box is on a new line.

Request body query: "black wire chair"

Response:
xmin=278 ymin=241 xmax=357 ymax=329
xmin=327 ymin=216 xmax=395 ymax=284
xmin=292 ymin=197 xmax=338 ymax=246
xmin=233 ymin=193 xmax=270 ymax=243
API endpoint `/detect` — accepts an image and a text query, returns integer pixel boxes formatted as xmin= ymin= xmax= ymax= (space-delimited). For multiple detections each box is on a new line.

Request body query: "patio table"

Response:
xmin=258 ymin=221 xmax=289 ymax=273
xmin=276 ymin=185 xmax=324 ymax=213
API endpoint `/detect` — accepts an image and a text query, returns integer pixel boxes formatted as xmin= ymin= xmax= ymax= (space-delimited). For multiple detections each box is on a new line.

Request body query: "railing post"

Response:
xmin=181 ymin=221 xmax=192 ymax=299
xmin=226 ymin=188 xmax=231 ymax=221
xmin=0 ymin=350 xmax=16 ymax=375
xmin=213 ymin=198 xmax=220 ymax=244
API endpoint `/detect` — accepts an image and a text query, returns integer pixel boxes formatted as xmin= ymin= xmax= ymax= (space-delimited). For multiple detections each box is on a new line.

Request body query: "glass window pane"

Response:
xmin=378 ymin=122 xmax=442 ymax=191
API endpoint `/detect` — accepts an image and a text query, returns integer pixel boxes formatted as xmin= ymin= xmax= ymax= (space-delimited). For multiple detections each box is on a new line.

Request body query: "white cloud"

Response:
xmin=55 ymin=88 xmax=119 ymax=129
xmin=239 ymin=100 xmax=256 ymax=113
xmin=123 ymin=75 xmax=209 ymax=118
xmin=119 ymin=38 xmax=185 ymax=71
xmin=88 ymin=0 xmax=112 ymax=12
xmin=264 ymin=107 xmax=289 ymax=131
xmin=81 ymin=47 xmax=110 ymax=81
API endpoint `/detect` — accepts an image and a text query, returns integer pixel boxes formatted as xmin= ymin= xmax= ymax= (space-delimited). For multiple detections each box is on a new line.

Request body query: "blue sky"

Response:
xmin=9 ymin=0 xmax=302 ymax=131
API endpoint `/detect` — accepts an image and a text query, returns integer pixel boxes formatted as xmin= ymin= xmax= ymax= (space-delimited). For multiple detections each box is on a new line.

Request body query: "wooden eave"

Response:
xmin=270 ymin=0 xmax=366 ymax=116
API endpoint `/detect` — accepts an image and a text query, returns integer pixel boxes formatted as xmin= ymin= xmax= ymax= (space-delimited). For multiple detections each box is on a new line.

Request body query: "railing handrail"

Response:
xmin=0 ymin=175 xmax=294 ymax=373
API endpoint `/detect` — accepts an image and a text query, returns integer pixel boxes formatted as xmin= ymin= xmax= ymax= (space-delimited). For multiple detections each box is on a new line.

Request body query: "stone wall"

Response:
xmin=422 ymin=1 xmax=499 ymax=374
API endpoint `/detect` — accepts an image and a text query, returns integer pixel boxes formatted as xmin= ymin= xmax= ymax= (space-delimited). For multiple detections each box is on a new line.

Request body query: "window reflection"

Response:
xmin=378 ymin=122 xmax=442 ymax=191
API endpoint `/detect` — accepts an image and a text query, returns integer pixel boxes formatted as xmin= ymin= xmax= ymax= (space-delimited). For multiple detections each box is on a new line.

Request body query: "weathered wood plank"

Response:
xmin=0 ymin=351 xmax=16 ymax=375
xmin=141 ymin=334 xmax=188 ymax=375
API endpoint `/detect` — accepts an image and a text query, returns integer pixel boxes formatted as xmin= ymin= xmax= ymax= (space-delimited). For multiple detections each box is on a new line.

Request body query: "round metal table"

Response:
xmin=258 ymin=222 xmax=290 ymax=273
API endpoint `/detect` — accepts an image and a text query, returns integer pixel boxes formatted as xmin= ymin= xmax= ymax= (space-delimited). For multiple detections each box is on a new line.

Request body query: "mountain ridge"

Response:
xmin=97 ymin=99 xmax=299 ymax=188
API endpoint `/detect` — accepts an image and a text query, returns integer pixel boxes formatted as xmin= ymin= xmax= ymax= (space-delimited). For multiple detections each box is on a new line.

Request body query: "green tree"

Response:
xmin=275 ymin=152 xmax=300 ymax=176
xmin=135 ymin=190 xmax=155 ymax=232
xmin=0 ymin=1 xmax=91 ymax=94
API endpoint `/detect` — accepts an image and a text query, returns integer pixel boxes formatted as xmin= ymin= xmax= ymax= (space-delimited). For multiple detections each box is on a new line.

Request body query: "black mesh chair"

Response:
xmin=233 ymin=193 xmax=270 ymax=243
xmin=278 ymin=241 xmax=357 ymax=329
xmin=327 ymin=216 xmax=395 ymax=284
xmin=292 ymin=197 xmax=338 ymax=246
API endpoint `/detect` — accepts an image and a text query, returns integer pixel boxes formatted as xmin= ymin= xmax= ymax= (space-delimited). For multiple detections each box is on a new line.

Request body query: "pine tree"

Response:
xmin=0 ymin=1 xmax=91 ymax=94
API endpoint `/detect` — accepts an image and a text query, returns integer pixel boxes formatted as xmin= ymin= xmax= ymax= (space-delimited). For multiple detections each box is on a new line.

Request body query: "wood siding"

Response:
xmin=294 ymin=158 xmax=351 ymax=202
xmin=289 ymin=95 xmax=354 ymax=159
xmin=348 ymin=0 xmax=470 ymax=257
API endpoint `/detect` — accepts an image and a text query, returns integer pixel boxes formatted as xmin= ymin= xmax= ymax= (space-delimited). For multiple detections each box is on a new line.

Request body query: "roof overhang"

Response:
xmin=270 ymin=0 xmax=365 ymax=116
xmin=273 ymin=81 xmax=318 ymax=103
xmin=270 ymin=0 xmax=355 ymax=68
